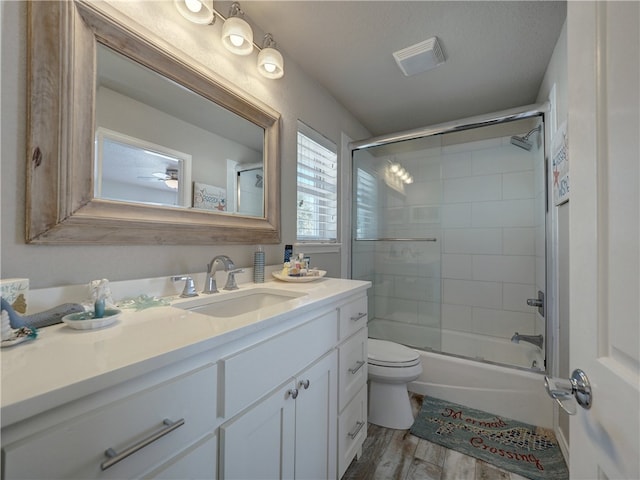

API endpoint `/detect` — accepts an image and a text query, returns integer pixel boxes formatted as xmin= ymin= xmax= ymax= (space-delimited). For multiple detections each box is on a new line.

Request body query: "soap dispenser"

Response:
xmin=253 ymin=245 xmax=265 ymax=283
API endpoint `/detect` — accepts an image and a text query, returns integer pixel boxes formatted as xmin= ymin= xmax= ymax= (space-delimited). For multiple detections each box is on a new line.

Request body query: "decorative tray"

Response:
xmin=62 ymin=308 xmax=121 ymax=330
xmin=272 ymin=270 xmax=327 ymax=283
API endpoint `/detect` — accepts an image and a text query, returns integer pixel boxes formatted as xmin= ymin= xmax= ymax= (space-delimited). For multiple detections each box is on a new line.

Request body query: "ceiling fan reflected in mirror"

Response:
xmin=138 ymin=168 xmax=180 ymax=189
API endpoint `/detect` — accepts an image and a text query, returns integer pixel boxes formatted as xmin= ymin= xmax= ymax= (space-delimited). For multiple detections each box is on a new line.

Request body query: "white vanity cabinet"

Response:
xmin=220 ymin=351 xmax=337 ymax=479
xmin=218 ymin=309 xmax=338 ymax=479
xmin=336 ymin=295 xmax=369 ymax=478
xmin=1 ymin=356 xmax=219 ymax=480
xmin=1 ymin=279 xmax=371 ymax=480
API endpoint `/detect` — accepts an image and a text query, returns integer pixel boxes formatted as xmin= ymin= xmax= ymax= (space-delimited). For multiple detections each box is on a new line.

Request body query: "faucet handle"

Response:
xmin=223 ymin=269 xmax=244 ymax=291
xmin=171 ymin=276 xmax=198 ymax=298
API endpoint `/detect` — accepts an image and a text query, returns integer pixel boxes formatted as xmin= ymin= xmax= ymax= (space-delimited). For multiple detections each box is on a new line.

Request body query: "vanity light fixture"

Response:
xmin=221 ymin=2 xmax=253 ymax=56
xmin=174 ymin=0 xmax=284 ymax=78
xmin=174 ymin=0 xmax=215 ymax=25
xmin=257 ymin=34 xmax=284 ymax=79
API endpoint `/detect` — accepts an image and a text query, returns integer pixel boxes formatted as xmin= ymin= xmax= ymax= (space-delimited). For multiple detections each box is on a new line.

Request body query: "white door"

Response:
xmin=568 ymin=2 xmax=640 ymax=479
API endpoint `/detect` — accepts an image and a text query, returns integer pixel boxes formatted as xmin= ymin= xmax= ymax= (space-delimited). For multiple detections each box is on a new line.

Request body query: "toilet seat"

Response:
xmin=368 ymin=338 xmax=420 ymax=367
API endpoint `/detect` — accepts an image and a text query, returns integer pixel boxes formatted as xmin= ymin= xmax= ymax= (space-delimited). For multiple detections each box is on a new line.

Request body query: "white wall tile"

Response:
xmin=502 ymin=282 xmax=537 ymax=313
xmin=442 ymin=254 xmax=472 ymax=279
xmin=472 ymin=255 xmax=535 ymax=284
xmin=394 ymin=276 xmax=440 ymax=302
xmin=441 ymin=152 xmax=472 ymax=178
xmin=472 ymin=146 xmax=535 ymax=175
xmin=406 ymin=181 xmax=441 ymax=205
xmin=441 ymin=203 xmax=472 ymax=228
xmin=472 ymin=199 xmax=535 ymax=227
xmin=444 ymin=137 xmax=501 ymax=154
xmin=443 ymin=279 xmax=502 ymax=309
xmin=443 ymin=175 xmax=502 ymax=203
xmin=503 ymin=227 xmax=536 ymax=255
xmin=472 ymin=307 xmax=536 ymax=337
xmin=441 ymin=303 xmax=472 ymax=331
xmin=415 ymin=162 xmax=442 ymax=183
xmin=417 ymin=301 xmax=441 ymax=327
xmin=374 ymin=296 xmax=419 ymax=323
xmin=503 ymin=171 xmax=535 ymax=199
xmin=443 ymin=228 xmax=502 ymax=254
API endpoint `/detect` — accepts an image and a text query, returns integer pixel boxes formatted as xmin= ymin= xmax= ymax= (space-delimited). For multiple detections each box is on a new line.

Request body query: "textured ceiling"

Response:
xmin=239 ymin=1 xmax=567 ymax=136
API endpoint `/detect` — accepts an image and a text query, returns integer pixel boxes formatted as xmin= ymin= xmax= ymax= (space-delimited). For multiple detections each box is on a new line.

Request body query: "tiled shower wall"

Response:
xmin=354 ymin=134 xmax=543 ymax=355
xmin=439 ymin=137 xmax=540 ymax=342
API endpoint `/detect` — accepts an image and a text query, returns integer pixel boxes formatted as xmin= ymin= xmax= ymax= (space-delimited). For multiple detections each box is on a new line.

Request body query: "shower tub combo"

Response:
xmin=351 ymin=104 xmax=553 ymax=428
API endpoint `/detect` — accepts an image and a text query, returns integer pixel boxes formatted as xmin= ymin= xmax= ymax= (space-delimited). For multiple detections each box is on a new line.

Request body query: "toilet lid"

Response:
xmin=368 ymin=338 xmax=420 ymax=366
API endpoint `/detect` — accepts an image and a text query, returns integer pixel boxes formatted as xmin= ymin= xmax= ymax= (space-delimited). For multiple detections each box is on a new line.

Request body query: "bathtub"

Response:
xmin=368 ymin=319 xmax=553 ymax=428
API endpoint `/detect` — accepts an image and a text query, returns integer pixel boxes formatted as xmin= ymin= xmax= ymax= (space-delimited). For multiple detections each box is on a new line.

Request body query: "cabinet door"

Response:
xmin=220 ymin=382 xmax=296 ymax=480
xmin=294 ymin=351 xmax=337 ymax=480
xmin=145 ymin=432 xmax=216 ymax=480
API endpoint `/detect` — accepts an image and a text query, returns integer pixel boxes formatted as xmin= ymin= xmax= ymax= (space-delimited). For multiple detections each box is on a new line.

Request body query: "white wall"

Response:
xmin=0 ymin=1 xmax=369 ymax=289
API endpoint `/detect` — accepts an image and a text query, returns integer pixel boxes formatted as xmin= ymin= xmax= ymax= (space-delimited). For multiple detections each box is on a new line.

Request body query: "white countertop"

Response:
xmin=1 ymin=277 xmax=370 ymax=428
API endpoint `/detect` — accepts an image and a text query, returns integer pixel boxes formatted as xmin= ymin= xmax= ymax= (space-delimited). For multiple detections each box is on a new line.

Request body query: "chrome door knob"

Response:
xmin=544 ymin=369 xmax=592 ymax=415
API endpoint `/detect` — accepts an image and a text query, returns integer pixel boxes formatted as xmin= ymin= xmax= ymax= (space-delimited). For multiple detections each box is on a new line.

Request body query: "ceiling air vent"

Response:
xmin=393 ymin=36 xmax=446 ymax=77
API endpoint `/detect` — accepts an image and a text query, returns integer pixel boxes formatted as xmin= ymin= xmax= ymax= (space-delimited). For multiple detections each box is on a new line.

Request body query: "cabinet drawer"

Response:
xmin=338 ymin=296 xmax=368 ymax=341
xmin=2 ymin=363 xmax=217 ymax=480
xmin=222 ymin=310 xmax=338 ymax=419
xmin=338 ymin=385 xmax=367 ymax=479
xmin=338 ymin=328 xmax=367 ymax=412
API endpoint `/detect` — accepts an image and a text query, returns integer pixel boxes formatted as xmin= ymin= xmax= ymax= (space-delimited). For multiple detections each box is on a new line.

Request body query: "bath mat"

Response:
xmin=410 ymin=396 xmax=568 ymax=480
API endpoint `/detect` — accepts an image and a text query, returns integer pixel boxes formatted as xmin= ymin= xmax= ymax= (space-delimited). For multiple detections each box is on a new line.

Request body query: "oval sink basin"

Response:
xmin=175 ymin=289 xmax=307 ymax=318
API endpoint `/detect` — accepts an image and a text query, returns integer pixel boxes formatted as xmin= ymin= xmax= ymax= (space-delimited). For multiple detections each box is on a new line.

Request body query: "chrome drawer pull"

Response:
xmin=288 ymin=388 xmax=299 ymax=399
xmin=350 ymin=312 xmax=367 ymax=322
xmin=100 ymin=418 xmax=185 ymax=471
xmin=348 ymin=361 xmax=365 ymax=375
xmin=348 ymin=421 xmax=365 ymax=439
xmin=299 ymin=379 xmax=310 ymax=390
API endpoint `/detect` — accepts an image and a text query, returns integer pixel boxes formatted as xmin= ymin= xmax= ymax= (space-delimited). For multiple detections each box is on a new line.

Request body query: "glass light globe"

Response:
xmin=222 ymin=16 xmax=253 ymax=55
xmin=185 ymin=0 xmax=202 ymax=13
xmin=258 ymin=47 xmax=284 ymax=79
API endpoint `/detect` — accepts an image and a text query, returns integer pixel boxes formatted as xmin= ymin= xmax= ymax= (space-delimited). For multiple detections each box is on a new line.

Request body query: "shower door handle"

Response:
xmin=544 ymin=369 xmax=592 ymax=415
xmin=526 ymin=290 xmax=545 ymax=317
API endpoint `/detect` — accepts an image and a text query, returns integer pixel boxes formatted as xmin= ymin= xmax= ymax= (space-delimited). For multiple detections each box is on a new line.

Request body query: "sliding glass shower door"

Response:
xmin=352 ymin=116 xmax=546 ymax=370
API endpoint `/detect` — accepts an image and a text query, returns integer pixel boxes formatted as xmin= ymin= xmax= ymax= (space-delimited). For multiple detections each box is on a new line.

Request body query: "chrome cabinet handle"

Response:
xmin=101 ymin=418 xmax=185 ymax=470
xmin=350 ymin=312 xmax=367 ymax=322
xmin=288 ymin=388 xmax=299 ymax=399
xmin=544 ymin=369 xmax=592 ymax=415
xmin=348 ymin=360 xmax=365 ymax=375
xmin=348 ymin=421 xmax=365 ymax=439
xmin=299 ymin=379 xmax=310 ymax=390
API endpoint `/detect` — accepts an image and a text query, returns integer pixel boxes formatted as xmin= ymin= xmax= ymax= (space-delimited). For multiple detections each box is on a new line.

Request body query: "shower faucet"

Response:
xmin=511 ymin=332 xmax=544 ymax=349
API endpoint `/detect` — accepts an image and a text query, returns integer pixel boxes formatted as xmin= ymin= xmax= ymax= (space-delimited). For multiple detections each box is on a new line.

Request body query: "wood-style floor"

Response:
xmin=342 ymin=395 xmax=531 ymax=480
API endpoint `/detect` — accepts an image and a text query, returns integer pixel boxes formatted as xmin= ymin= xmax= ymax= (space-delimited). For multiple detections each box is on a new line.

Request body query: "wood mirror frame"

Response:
xmin=26 ymin=1 xmax=281 ymax=244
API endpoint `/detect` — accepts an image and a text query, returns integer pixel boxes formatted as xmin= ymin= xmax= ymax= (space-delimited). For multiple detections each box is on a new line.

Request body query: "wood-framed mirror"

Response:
xmin=26 ymin=0 xmax=281 ymax=244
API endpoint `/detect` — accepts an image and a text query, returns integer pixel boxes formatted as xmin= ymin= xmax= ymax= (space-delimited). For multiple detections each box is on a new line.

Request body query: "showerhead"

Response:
xmin=510 ymin=125 xmax=542 ymax=151
xmin=510 ymin=135 xmax=533 ymax=151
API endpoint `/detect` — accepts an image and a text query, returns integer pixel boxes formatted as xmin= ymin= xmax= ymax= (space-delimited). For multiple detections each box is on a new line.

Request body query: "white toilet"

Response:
xmin=367 ymin=338 xmax=423 ymax=429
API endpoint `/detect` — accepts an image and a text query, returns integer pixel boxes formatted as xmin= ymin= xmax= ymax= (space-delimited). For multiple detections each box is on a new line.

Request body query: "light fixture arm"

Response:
xmin=262 ymin=33 xmax=277 ymax=49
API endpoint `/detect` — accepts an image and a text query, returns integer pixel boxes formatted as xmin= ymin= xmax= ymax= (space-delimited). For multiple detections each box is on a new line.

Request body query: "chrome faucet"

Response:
xmin=203 ymin=255 xmax=236 ymax=294
xmin=511 ymin=332 xmax=544 ymax=349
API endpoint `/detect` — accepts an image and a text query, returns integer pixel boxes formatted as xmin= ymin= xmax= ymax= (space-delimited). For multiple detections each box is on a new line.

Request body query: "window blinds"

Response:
xmin=296 ymin=126 xmax=337 ymax=242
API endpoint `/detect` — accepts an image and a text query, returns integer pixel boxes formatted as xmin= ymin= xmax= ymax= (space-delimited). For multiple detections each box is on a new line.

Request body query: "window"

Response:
xmin=296 ymin=122 xmax=337 ymax=242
